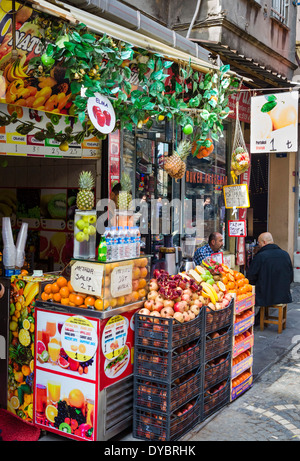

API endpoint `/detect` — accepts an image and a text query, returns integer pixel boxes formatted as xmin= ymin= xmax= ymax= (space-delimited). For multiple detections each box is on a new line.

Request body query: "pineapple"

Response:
xmin=117 ymin=172 xmax=132 ymax=210
xmin=164 ymin=140 xmax=191 ymax=180
xmin=76 ymin=171 xmax=95 ymax=210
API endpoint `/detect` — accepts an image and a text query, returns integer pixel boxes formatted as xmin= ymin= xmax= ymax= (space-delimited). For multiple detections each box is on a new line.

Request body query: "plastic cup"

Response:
xmin=3 ymin=245 xmax=16 ymax=268
xmin=2 ymin=217 xmax=14 ymax=246
xmin=16 ymin=223 xmax=28 ymax=252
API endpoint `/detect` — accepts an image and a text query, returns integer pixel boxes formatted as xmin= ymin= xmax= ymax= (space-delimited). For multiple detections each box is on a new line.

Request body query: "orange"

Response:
xmin=51 ymin=282 xmax=60 ymax=293
xmin=44 ymin=283 xmax=53 ymax=294
xmin=269 ymin=103 xmax=297 ymax=131
xmin=138 ymin=288 xmax=147 ymax=298
xmin=222 ymin=276 xmax=229 ymax=285
xmin=138 ymin=278 xmax=147 ymax=289
xmin=61 ymin=297 xmax=70 ymax=305
xmin=131 ymin=291 xmax=139 ymax=301
xmin=69 ymin=292 xmax=76 ymax=304
xmin=57 ymin=276 xmax=68 ymax=287
xmin=74 ymin=294 xmax=84 ymax=306
xmin=68 ymin=389 xmax=85 ymax=408
xmin=132 ymin=267 xmax=140 ymax=279
xmin=53 ymin=292 xmax=62 ymax=303
xmin=59 ymin=286 xmax=70 ymax=298
xmin=41 ymin=292 xmax=50 ymax=301
xmin=226 ymin=281 xmax=235 ymax=290
xmin=116 ymin=296 xmax=125 ymax=306
xmin=84 ymin=296 xmax=95 ymax=307
xmin=67 ymin=281 xmax=74 ymax=292
xmin=139 ymin=267 xmax=148 ymax=278
xmin=94 ymin=298 xmax=104 ymax=311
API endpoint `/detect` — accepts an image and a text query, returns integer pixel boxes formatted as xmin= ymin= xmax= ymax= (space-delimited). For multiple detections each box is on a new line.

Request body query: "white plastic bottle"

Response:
xmin=105 ymin=227 xmax=112 ymax=262
xmin=135 ymin=226 xmax=141 ymax=257
xmin=111 ymin=226 xmax=118 ymax=261
xmin=118 ymin=226 xmax=125 ymax=259
xmin=129 ymin=226 xmax=135 ymax=258
xmin=124 ymin=226 xmax=131 ymax=259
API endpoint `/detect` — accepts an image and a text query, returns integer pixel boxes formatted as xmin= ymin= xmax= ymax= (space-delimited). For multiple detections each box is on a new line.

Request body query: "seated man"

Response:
xmin=247 ymin=232 xmax=293 ymax=308
xmin=193 ymin=232 xmax=223 ymax=266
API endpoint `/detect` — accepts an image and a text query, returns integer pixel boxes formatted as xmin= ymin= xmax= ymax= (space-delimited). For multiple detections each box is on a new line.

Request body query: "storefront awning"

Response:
xmin=192 ymin=40 xmax=295 ymax=88
xmin=27 ymin=0 xmax=224 ymax=75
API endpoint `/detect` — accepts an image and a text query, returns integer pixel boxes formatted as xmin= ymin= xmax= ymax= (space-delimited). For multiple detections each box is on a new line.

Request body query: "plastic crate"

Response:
xmin=134 ymin=367 xmax=202 ymax=414
xmin=205 ymin=326 xmax=232 ymax=362
xmin=135 ymin=308 xmax=203 ymax=350
xmin=133 ymin=397 xmax=201 ymax=441
xmin=204 ymin=352 xmax=231 ymax=390
xmin=205 ymin=298 xmax=234 ymax=333
xmin=203 ymin=378 xmax=230 ymax=420
xmin=134 ymin=339 xmax=202 ymax=383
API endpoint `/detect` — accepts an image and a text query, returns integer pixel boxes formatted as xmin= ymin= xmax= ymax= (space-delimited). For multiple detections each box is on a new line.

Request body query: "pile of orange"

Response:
xmin=41 ymin=276 xmax=103 ymax=310
xmin=221 ymin=267 xmax=252 ymax=300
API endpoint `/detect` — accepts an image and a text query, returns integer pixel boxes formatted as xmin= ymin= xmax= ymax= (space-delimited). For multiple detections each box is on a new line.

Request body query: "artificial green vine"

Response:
xmin=10 ymin=13 xmax=239 ymax=150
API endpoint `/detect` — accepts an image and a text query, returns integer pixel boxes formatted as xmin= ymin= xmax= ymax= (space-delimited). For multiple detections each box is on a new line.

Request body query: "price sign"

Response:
xmin=110 ymin=265 xmax=133 ymax=298
xmin=70 ymin=260 xmax=103 ymax=296
xmin=61 ymin=315 xmax=98 ymax=362
xmin=211 ymin=252 xmax=224 ymax=264
xmin=228 ymin=220 xmax=247 ymax=237
xmin=223 ymin=184 xmax=250 ymax=209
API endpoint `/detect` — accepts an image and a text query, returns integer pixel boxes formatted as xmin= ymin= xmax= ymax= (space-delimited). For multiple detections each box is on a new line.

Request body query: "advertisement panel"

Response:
xmin=34 ymin=308 xmax=100 ymax=441
xmin=250 ymin=91 xmax=298 ymax=154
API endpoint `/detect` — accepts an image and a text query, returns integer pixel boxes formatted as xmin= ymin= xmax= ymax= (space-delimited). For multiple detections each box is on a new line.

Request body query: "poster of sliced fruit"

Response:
xmin=250 ymin=91 xmax=298 ymax=154
xmin=34 ymin=309 xmax=99 ymax=440
xmin=0 ymin=103 xmax=100 ymax=158
xmin=7 ymin=276 xmax=56 ymax=422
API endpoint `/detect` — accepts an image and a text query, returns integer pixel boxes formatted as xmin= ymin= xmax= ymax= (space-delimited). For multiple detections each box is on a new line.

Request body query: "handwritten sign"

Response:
xmin=228 ymin=220 xmax=247 ymax=237
xmin=223 ymin=184 xmax=250 ymax=209
xmin=70 ymin=260 xmax=104 ymax=296
xmin=110 ymin=265 xmax=133 ymax=298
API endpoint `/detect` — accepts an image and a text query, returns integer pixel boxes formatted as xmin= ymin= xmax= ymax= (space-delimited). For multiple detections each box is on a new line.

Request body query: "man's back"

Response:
xmin=247 ymin=243 xmax=293 ymax=306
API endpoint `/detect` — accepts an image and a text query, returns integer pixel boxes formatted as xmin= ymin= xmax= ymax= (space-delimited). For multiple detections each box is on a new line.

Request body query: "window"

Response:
xmin=271 ymin=0 xmax=289 ymax=26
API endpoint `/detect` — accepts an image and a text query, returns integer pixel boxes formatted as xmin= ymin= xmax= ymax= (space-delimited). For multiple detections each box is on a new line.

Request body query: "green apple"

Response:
xmin=75 ymin=231 xmax=85 ymax=242
xmin=183 ymin=124 xmax=193 ymax=135
xmin=87 ymin=225 xmax=96 ymax=235
xmin=88 ymin=215 xmax=96 ymax=224
xmin=41 ymin=53 xmax=55 ymax=67
xmin=76 ymin=219 xmax=85 ymax=230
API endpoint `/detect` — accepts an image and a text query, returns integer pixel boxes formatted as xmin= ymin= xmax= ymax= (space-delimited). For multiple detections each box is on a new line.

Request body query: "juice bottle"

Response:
xmin=98 ymin=234 xmax=107 ymax=261
xmin=129 ymin=226 xmax=136 ymax=257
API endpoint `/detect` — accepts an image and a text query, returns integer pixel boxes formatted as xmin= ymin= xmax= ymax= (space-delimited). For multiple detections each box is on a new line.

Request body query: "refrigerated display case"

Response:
xmin=33 ymin=256 xmax=151 ymax=441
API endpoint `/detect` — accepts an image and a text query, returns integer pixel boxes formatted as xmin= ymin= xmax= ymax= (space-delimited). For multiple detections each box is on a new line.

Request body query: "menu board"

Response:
xmin=34 ymin=309 xmax=99 ymax=441
xmin=0 ymin=104 xmax=100 ymax=159
xmin=223 ymin=184 xmax=250 ymax=209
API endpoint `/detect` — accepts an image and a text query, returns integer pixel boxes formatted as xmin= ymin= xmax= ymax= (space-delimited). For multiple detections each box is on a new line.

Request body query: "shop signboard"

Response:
xmin=223 ymin=184 xmax=250 ymax=209
xmin=250 ymin=91 xmax=298 ymax=154
xmin=34 ymin=308 xmax=99 ymax=441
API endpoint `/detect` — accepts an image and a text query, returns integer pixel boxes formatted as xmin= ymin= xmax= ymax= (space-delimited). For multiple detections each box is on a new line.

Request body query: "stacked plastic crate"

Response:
xmin=133 ymin=310 xmax=204 ymax=441
xmin=203 ymin=298 xmax=234 ymax=420
xmin=231 ymin=290 xmax=255 ymax=400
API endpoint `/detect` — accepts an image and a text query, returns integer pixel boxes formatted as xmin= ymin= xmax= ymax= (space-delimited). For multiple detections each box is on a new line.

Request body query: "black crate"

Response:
xmin=203 ymin=378 xmax=230 ymax=420
xmin=134 ymin=339 xmax=202 ymax=383
xmin=205 ymin=326 xmax=232 ymax=362
xmin=135 ymin=308 xmax=203 ymax=350
xmin=205 ymin=297 xmax=234 ymax=333
xmin=133 ymin=396 xmax=201 ymax=441
xmin=134 ymin=367 xmax=202 ymax=414
xmin=204 ymin=352 xmax=231 ymax=390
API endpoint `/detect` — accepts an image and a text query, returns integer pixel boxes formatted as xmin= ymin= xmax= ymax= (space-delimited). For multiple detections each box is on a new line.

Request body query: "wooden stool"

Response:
xmin=260 ymin=304 xmax=287 ymax=334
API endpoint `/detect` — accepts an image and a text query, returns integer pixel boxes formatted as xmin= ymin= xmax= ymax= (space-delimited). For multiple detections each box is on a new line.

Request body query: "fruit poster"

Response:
xmin=100 ymin=308 xmax=138 ymax=390
xmin=250 ymin=91 xmax=298 ymax=154
xmin=34 ymin=308 xmax=100 ymax=441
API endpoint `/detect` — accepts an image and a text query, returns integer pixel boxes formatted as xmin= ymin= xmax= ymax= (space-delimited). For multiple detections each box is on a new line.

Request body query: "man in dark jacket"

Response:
xmin=247 ymin=232 xmax=293 ymax=307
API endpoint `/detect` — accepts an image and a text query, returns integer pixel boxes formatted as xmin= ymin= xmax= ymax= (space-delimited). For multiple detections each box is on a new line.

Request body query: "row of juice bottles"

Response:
xmin=98 ymin=226 xmax=141 ymax=262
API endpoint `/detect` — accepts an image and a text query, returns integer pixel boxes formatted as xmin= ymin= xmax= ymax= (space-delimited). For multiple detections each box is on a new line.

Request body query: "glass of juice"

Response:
xmin=36 ymin=384 xmax=47 ymax=414
xmin=47 ymin=381 xmax=61 ymax=404
xmin=42 ymin=329 xmax=50 ymax=350
xmin=48 ymin=342 xmax=61 ymax=364
xmin=46 ymin=321 xmax=56 ymax=338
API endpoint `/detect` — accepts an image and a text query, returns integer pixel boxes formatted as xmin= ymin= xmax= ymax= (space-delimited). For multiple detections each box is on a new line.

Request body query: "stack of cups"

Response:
xmin=15 ymin=222 xmax=28 ymax=269
xmin=2 ymin=217 xmax=16 ymax=269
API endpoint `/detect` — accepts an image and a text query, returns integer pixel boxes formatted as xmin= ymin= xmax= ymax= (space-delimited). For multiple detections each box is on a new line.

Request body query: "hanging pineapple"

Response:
xmin=164 ymin=140 xmax=192 ymax=181
xmin=76 ymin=171 xmax=95 ymax=210
xmin=117 ymin=172 xmax=132 ymax=210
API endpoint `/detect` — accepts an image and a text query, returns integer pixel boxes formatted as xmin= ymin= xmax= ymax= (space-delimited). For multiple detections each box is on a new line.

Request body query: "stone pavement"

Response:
xmin=39 ymin=283 xmax=300 ymax=442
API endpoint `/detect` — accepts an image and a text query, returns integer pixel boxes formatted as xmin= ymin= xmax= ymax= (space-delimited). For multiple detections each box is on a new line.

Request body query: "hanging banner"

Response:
xmin=250 ymin=91 xmax=298 ymax=154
